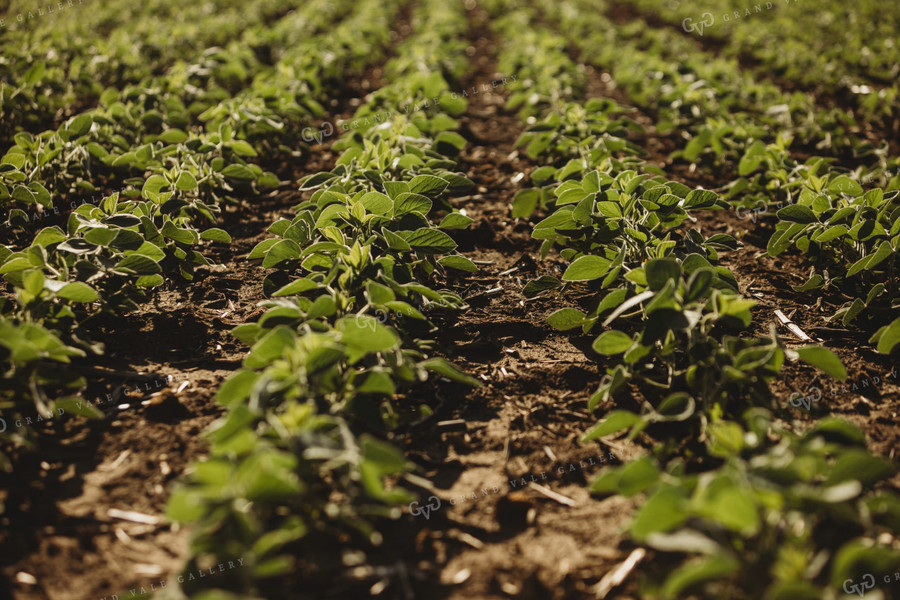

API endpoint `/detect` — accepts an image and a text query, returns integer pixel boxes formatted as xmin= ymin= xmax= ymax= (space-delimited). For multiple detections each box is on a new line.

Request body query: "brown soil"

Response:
xmin=2 ymin=3 xmax=899 ymax=600
xmin=393 ymin=10 xmax=642 ymax=597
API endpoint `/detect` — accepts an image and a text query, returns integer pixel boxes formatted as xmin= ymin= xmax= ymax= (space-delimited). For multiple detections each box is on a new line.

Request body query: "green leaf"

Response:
xmin=116 ymin=254 xmax=162 ymax=275
xmin=738 ymin=154 xmax=764 ymax=177
xmin=592 ymin=330 xmax=633 ymax=355
xmin=136 ymin=274 xmax=164 ymax=288
xmin=366 ymin=282 xmax=395 ymax=304
xmin=262 ymin=239 xmax=301 ymax=268
xmin=382 ymin=228 xmax=411 ymax=251
xmin=645 ymin=257 xmax=682 ymax=291
xmin=158 ymin=128 xmax=188 ymax=144
xmin=0 ymin=257 xmax=34 ymax=274
xmin=393 ymin=192 xmax=433 ymax=216
xmin=245 ymin=327 xmax=295 ymax=369
xmin=405 ymin=228 xmax=457 ymax=253
xmin=660 ymin=555 xmax=739 ymax=599
xmin=408 ymin=175 xmax=449 ymax=197
xmin=685 ymin=268 xmax=715 ymax=302
xmin=872 ymin=317 xmax=900 ymax=354
xmin=360 ymin=192 xmax=393 ymax=215
xmin=64 ymin=114 xmax=93 ymax=139
xmin=547 ymin=308 xmax=586 ymax=331
xmin=56 ymin=282 xmax=99 ymax=303
xmin=617 ymin=458 xmax=661 ymax=496
xmin=175 ymin=171 xmax=198 ymax=191
xmin=582 ymin=410 xmax=641 ymax=441
xmin=815 ymin=224 xmax=847 ymax=243
xmin=200 ymin=228 xmax=232 ymax=243
xmin=776 ymin=204 xmax=817 ymax=223
xmin=653 ymin=392 xmax=696 ymax=423
xmin=631 ymin=488 xmax=687 ymax=539
xmin=512 ymin=189 xmax=540 ymax=218
xmin=142 ymin=174 xmax=169 ymax=198
xmin=696 ymin=482 xmax=759 ymax=534
xmin=83 ymin=228 xmax=117 ymax=247
xmin=826 ymin=450 xmax=894 ymax=486
xmin=12 ymin=185 xmax=36 ymax=205
xmin=644 ymin=530 xmax=722 ymax=556
xmin=435 ymin=131 xmax=467 ymax=153
xmin=828 ymin=175 xmax=863 ymax=196
xmin=229 ymin=140 xmax=258 ymax=157
xmin=522 ymin=275 xmax=562 ymax=297
xmin=23 ymin=270 xmax=45 ymax=295
xmin=55 ymin=396 xmax=104 ymax=419
xmin=438 ymin=255 xmax=477 ymax=272
xmin=356 ymin=370 xmax=396 ymax=395
xmin=863 ymin=240 xmax=893 ymax=271
xmin=361 ymin=434 xmax=407 ymax=474
xmin=683 ymin=189 xmax=718 ymax=208
xmin=795 ymin=346 xmax=847 ymax=380
xmin=248 ymin=238 xmax=279 ymax=259
xmin=272 ymin=278 xmax=318 ymax=297
xmin=336 ymin=316 xmax=399 ymax=353
xmin=221 ymin=164 xmax=256 ymax=181
xmin=438 ymin=94 xmax=467 ymax=116
xmin=32 ymin=227 xmax=67 ymax=248
xmin=562 ymin=255 xmax=611 ymax=281
xmin=438 ymin=212 xmax=474 ymax=230
xmin=161 ymin=221 xmax=199 ymax=245
xmin=421 ymin=357 xmax=480 ymax=386
xmin=603 ymin=290 xmax=655 ymax=326
xmin=792 ymin=274 xmax=824 ymax=292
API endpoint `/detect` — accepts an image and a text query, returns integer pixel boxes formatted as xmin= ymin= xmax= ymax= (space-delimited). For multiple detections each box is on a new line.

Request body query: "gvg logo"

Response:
xmin=354 ymin=309 xmax=388 ymax=332
xmin=300 ymin=121 xmax=335 ymax=144
xmin=788 ymin=386 xmax=822 ymax=411
xmin=682 ymin=12 xmax=715 ymax=36
xmin=843 ymin=574 xmax=875 ymax=597
xmin=409 ymin=495 xmax=441 ymax=520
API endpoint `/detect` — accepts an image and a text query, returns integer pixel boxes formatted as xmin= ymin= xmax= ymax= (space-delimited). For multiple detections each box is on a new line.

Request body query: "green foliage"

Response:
xmin=767 ymin=176 xmax=900 ymax=327
xmin=590 ymin=411 xmax=900 ymax=599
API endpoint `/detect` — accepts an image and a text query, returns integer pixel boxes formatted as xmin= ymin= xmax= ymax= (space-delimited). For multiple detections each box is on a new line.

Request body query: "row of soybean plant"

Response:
xmin=159 ymin=0 xmax=483 ymax=597
xmin=0 ymin=0 xmax=302 ymax=138
xmin=486 ymin=0 xmax=900 ymax=597
xmin=539 ymin=0 xmax=900 ymax=352
xmin=622 ymin=0 xmax=899 ymax=131
xmin=0 ymin=0 xmax=388 ymax=472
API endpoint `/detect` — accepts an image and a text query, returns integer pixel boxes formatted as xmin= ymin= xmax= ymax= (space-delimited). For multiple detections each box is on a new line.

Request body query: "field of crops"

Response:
xmin=1 ymin=0 xmax=899 ymax=598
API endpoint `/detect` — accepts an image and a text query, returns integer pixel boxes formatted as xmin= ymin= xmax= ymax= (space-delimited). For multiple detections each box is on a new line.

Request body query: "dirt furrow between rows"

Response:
xmin=392 ymin=6 xmax=640 ymax=600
